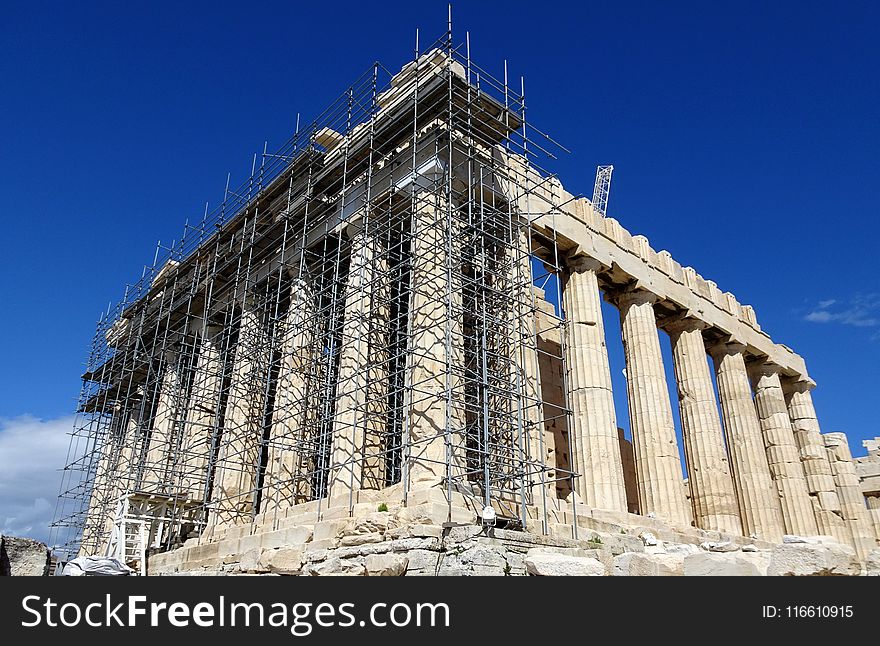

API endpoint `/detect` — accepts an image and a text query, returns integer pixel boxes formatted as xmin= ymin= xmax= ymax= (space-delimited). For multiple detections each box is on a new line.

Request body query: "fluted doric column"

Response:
xmin=615 ymin=288 xmax=690 ymax=527
xmin=263 ymin=274 xmax=317 ymax=510
xmin=823 ymin=432 xmax=875 ymax=559
xmin=211 ymin=298 xmax=271 ymax=526
xmin=514 ymin=228 xmax=554 ymax=505
xmin=142 ymin=349 xmax=185 ymax=492
xmin=709 ymin=342 xmax=784 ymax=541
xmin=178 ymin=324 xmax=225 ymax=500
xmin=405 ymin=191 xmax=465 ymax=488
xmin=329 ymin=220 xmax=389 ymax=500
xmin=562 ymin=256 xmax=627 ymax=512
xmin=667 ymin=319 xmax=741 ymax=534
xmin=783 ymin=380 xmax=850 ymax=544
xmin=750 ymin=363 xmax=818 ymax=536
xmin=81 ymin=394 xmax=149 ymax=556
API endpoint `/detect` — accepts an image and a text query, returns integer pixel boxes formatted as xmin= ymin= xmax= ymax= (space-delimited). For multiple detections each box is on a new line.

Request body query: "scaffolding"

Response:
xmin=50 ymin=25 xmax=583 ymax=560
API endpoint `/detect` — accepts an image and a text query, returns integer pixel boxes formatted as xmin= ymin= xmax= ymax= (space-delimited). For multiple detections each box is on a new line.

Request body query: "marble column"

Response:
xmin=517 ymin=229 xmax=555 ymax=505
xmin=178 ymin=325 xmax=225 ymax=500
xmin=616 ymin=288 xmax=690 ymax=527
xmin=263 ymin=275 xmax=317 ymax=510
xmin=405 ymin=191 xmax=465 ymax=488
xmin=783 ymin=380 xmax=850 ymax=544
xmin=329 ymin=221 xmax=389 ymax=500
xmin=824 ymin=432 xmax=875 ymax=559
xmin=211 ymin=299 xmax=270 ymax=526
xmin=114 ymin=390 xmax=148 ymax=499
xmin=562 ymin=256 xmax=627 ymax=512
xmin=709 ymin=342 xmax=784 ymax=541
xmin=142 ymin=350 xmax=185 ymax=492
xmin=668 ymin=320 xmax=741 ymax=534
xmin=750 ymin=363 xmax=818 ymax=536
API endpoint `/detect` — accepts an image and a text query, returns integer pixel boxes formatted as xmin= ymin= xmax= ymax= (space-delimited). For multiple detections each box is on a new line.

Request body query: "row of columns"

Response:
xmin=87 ymin=199 xmax=873 ymax=556
xmin=561 ymin=255 xmax=874 ymax=554
xmin=98 ymin=193 xmax=458 ymax=532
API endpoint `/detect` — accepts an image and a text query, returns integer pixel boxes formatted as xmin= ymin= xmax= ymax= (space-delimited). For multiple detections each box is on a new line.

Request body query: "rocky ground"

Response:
xmin=148 ymin=504 xmax=880 ymax=577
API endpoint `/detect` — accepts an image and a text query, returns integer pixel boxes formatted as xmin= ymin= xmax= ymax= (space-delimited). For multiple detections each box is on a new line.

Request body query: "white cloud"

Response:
xmin=0 ymin=415 xmax=75 ymax=545
xmin=804 ymin=310 xmax=833 ymax=323
xmin=803 ymin=294 xmax=880 ymax=332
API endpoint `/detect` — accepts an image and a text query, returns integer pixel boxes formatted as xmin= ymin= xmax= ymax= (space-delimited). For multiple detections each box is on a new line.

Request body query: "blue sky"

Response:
xmin=1 ymin=2 xmax=878 ymax=542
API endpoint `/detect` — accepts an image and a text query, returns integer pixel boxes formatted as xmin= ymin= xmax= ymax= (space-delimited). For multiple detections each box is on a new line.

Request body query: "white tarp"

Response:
xmin=60 ymin=556 xmax=135 ymax=576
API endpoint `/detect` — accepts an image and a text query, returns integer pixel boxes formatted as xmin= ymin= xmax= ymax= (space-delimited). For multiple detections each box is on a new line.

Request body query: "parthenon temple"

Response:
xmin=51 ymin=35 xmax=880 ymax=575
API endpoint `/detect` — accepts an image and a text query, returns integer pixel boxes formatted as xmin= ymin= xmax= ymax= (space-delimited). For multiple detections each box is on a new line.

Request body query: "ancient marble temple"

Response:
xmin=52 ymin=39 xmax=878 ymax=575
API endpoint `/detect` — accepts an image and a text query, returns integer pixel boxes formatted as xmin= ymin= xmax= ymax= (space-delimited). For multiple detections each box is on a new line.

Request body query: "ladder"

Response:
xmin=105 ymin=495 xmax=147 ymax=575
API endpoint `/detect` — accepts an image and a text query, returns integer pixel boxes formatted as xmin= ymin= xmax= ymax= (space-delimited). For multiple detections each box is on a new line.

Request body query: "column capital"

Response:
xmin=565 ymin=254 xmax=606 ymax=274
xmin=823 ymin=432 xmax=848 ymax=448
xmin=345 ymin=215 xmax=365 ymax=238
xmin=611 ymin=286 xmax=658 ymax=309
xmin=707 ymin=338 xmax=747 ymax=358
xmin=747 ymin=360 xmax=784 ymax=380
xmin=782 ymin=376 xmax=816 ymax=394
xmin=663 ymin=315 xmax=710 ymax=336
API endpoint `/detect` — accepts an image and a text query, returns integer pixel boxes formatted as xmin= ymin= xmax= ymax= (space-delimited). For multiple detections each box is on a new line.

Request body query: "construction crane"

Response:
xmin=592 ymin=164 xmax=614 ymax=217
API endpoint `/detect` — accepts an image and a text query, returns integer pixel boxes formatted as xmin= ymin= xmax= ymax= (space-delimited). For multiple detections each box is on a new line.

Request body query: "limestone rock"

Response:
xmin=525 ymin=552 xmax=606 ymax=576
xmin=403 ymin=549 xmax=440 ymax=573
xmin=305 ymin=556 xmax=366 ymax=576
xmin=259 ymin=547 xmax=303 ymax=574
xmin=768 ymin=543 xmax=861 ymax=576
xmin=612 ymin=552 xmax=683 ymax=576
xmin=365 ymin=553 xmax=408 ymax=576
xmin=458 ymin=544 xmax=509 ymax=576
xmin=350 ymin=512 xmax=400 ymax=536
xmin=313 ymin=519 xmax=351 ymax=544
xmin=237 ymin=547 xmax=262 ymax=572
xmin=664 ymin=543 xmax=701 ymax=555
xmin=683 ymin=552 xmax=769 ymax=576
xmin=340 ymin=532 xmax=386 ymax=547
xmin=741 ymin=544 xmax=758 ymax=552
xmin=0 ymin=536 xmax=50 ymax=576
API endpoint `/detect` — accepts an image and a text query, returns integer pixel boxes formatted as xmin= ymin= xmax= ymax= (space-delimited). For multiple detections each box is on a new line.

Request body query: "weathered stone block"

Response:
xmin=365 ymin=553 xmax=408 ymax=576
xmin=348 ymin=511 xmax=400 ymax=535
xmin=768 ymin=543 xmax=861 ymax=576
xmin=237 ymin=533 xmax=263 ymax=553
xmin=339 ymin=532 xmax=386 ymax=547
xmin=238 ymin=547 xmax=262 ymax=572
xmin=304 ymin=556 xmax=365 ymax=576
xmin=409 ymin=524 xmax=443 ymax=539
xmin=259 ymin=547 xmax=303 ymax=574
xmin=525 ymin=551 xmax=606 ymax=576
xmin=313 ymin=519 xmax=351 ymax=544
xmin=215 ymin=538 xmax=241 ymax=557
xmin=683 ymin=552 xmax=770 ymax=576
xmin=612 ymin=552 xmax=684 ymax=576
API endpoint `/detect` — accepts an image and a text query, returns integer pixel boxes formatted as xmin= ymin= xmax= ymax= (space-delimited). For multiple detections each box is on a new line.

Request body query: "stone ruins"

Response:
xmin=51 ymin=37 xmax=880 ymax=576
